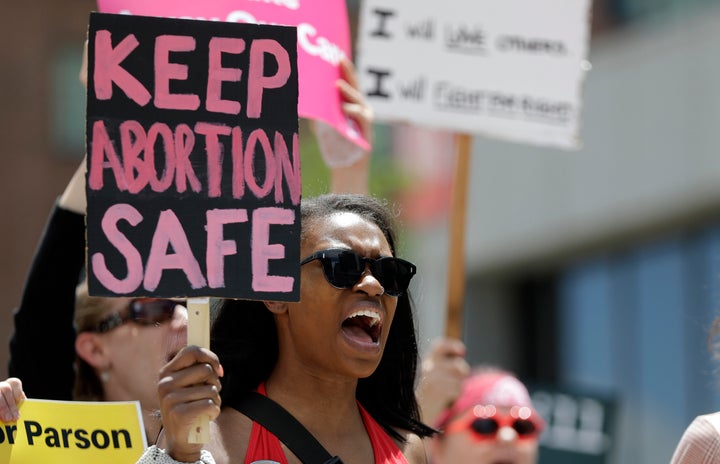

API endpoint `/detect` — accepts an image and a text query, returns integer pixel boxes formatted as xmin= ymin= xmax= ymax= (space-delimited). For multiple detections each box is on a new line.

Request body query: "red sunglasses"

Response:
xmin=445 ymin=405 xmax=544 ymax=442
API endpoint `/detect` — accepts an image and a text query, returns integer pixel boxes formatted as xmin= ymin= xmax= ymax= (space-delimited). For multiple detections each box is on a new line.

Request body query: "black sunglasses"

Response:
xmin=300 ymin=248 xmax=416 ymax=297
xmin=92 ymin=298 xmax=183 ymax=333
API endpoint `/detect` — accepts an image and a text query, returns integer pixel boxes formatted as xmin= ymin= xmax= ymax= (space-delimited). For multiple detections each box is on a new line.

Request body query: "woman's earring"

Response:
xmin=100 ymin=370 xmax=111 ymax=383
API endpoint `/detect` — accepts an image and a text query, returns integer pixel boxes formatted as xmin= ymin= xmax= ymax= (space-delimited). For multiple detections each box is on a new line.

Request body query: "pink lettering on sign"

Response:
xmin=231 ymin=126 xmax=245 ymax=200
xmin=97 ymin=0 xmax=369 ymax=149
xmin=155 ymin=35 xmax=201 ymax=110
xmin=119 ymin=120 xmax=149 ymax=194
xmin=244 ymin=129 xmax=276 ymax=199
xmin=94 ymin=31 xmax=152 ymax=106
xmin=195 ymin=122 xmax=232 ymax=198
xmin=89 ymin=204 xmax=296 ymax=293
xmin=206 ymin=209 xmax=249 ymax=288
xmin=92 ymin=30 xmax=291 ymax=119
xmin=273 ymin=131 xmax=301 ymax=205
xmin=147 ymin=123 xmax=176 ymax=192
xmin=118 ymin=121 xmax=180 ymax=194
xmin=207 ymin=37 xmax=246 ymax=114
xmin=88 ymin=120 xmax=300 ymax=205
xmin=174 ymin=124 xmax=202 ymax=194
xmin=91 ymin=204 xmax=144 ymax=294
xmin=252 ymin=207 xmax=295 ymax=292
xmin=89 ymin=120 xmax=129 ymax=192
xmin=247 ymin=39 xmax=291 ymax=118
xmin=144 ymin=210 xmax=207 ymax=291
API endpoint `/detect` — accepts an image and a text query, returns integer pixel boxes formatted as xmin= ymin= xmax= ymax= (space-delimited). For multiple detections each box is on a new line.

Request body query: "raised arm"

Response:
xmin=314 ymin=57 xmax=374 ymax=195
xmin=415 ymin=337 xmax=470 ymax=426
xmin=7 ymin=158 xmax=87 ymax=399
xmin=7 ymin=40 xmax=89 ymax=398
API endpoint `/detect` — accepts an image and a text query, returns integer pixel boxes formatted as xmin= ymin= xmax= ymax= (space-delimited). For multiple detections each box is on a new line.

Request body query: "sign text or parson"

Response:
xmin=86 ymin=13 xmax=300 ymax=300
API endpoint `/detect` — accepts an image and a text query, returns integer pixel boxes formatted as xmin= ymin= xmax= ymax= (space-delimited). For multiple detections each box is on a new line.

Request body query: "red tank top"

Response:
xmin=243 ymin=384 xmax=409 ymax=464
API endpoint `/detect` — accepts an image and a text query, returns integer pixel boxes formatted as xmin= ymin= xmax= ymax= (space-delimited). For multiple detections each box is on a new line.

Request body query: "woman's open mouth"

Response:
xmin=341 ymin=309 xmax=382 ymax=345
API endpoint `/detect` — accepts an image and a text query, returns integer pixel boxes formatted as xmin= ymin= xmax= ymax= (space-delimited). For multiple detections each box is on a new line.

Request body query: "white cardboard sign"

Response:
xmin=356 ymin=0 xmax=592 ymax=149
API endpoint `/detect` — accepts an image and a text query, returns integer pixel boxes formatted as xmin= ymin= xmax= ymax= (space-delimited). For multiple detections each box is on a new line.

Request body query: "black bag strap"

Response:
xmin=230 ymin=391 xmax=343 ymax=464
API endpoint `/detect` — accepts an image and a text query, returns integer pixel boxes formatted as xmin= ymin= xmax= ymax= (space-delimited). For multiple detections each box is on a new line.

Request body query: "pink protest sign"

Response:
xmin=97 ymin=0 xmax=368 ymax=151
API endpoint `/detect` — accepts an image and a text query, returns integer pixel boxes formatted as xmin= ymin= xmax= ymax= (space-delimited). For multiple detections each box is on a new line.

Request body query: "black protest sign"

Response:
xmin=85 ymin=12 xmax=300 ymax=300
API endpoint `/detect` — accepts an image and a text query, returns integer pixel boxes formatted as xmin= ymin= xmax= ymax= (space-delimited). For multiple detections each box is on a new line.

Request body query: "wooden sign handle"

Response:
xmin=186 ymin=297 xmax=211 ymax=444
xmin=445 ymin=133 xmax=472 ymax=340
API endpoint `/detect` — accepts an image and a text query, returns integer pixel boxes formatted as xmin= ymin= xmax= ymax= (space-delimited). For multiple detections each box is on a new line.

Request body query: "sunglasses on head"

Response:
xmin=300 ymin=248 xmax=416 ymax=297
xmin=445 ymin=405 xmax=543 ymax=442
xmin=92 ymin=298 xmax=183 ymax=333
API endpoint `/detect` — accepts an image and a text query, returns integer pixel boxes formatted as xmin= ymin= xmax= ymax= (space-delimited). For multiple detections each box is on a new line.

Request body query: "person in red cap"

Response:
xmin=417 ymin=337 xmax=545 ymax=464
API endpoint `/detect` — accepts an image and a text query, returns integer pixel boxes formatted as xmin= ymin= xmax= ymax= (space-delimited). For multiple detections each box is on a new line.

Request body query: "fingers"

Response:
xmin=336 ymin=79 xmax=367 ymax=111
xmin=0 ymin=378 xmax=26 ymax=422
xmin=336 ymin=58 xmax=374 ymax=145
xmin=428 ymin=337 xmax=468 ymax=363
xmin=338 ymin=86 xmax=373 ymax=123
xmin=158 ymin=346 xmax=223 ymax=418
xmin=159 ymin=381 xmax=221 ymax=444
xmin=338 ymin=56 xmax=359 ymax=90
xmin=157 ymin=346 xmax=222 ymax=460
xmin=161 ymin=345 xmax=223 ymax=378
xmin=416 ymin=338 xmax=470 ymax=424
xmin=436 ymin=338 xmax=470 ymax=381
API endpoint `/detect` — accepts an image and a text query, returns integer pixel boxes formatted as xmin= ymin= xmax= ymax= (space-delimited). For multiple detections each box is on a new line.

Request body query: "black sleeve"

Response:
xmin=8 ymin=201 xmax=86 ymax=400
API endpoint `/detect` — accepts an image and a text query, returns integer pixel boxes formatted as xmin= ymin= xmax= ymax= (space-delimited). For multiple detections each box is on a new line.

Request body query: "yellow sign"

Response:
xmin=0 ymin=398 xmax=147 ymax=464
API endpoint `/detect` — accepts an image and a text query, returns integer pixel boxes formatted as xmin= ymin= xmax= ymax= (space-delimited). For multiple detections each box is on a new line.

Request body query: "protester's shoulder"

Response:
xmin=199 ymin=419 xmax=227 ymax=464
xmin=686 ymin=411 xmax=720 ymax=437
xmin=697 ymin=411 xmax=720 ymax=428
xmin=396 ymin=430 xmax=429 ymax=464
xmin=208 ymin=406 xmax=253 ymax=464
xmin=671 ymin=412 xmax=720 ymax=464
